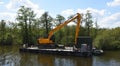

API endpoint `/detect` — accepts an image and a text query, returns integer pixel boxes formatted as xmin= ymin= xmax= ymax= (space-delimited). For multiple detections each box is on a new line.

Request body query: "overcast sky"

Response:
xmin=0 ymin=0 xmax=120 ymax=28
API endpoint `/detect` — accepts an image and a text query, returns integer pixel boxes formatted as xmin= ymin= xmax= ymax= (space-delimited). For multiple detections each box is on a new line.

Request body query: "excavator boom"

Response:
xmin=38 ymin=13 xmax=82 ymax=44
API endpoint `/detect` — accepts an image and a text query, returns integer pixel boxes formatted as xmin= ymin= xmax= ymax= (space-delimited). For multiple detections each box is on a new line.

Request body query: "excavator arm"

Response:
xmin=38 ymin=13 xmax=82 ymax=44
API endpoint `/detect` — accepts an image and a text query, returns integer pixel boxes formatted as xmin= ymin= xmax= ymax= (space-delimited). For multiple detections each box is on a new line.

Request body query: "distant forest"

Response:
xmin=0 ymin=6 xmax=120 ymax=50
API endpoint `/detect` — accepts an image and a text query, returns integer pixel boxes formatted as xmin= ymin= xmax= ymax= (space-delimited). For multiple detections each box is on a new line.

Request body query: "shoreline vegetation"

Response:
xmin=0 ymin=6 xmax=120 ymax=50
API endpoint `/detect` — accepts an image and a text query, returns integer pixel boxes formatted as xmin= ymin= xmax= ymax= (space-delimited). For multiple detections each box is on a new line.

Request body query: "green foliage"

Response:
xmin=56 ymin=14 xmax=65 ymax=24
xmin=93 ymin=27 xmax=120 ymax=50
xmin=82 ymin=10 xmax=93 ymax=36
xmin=39 ymin=12 xmax=53 ymax=37
xmin=16 ymin=6 xmax=36 ymax=45
xmin=0 ymin=20 xmax=13 ymax=45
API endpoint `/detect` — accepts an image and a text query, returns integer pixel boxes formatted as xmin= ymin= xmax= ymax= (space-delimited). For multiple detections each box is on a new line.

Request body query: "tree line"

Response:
xmin=0 ymin=6 xmax=120 ymax=50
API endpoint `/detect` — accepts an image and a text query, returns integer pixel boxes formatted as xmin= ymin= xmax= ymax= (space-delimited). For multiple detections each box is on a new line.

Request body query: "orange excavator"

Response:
xmin=38 ymin=13 xmax=82 ymax=48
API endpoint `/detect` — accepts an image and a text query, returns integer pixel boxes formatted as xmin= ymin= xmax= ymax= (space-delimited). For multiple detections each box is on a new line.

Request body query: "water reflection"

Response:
xmin=20 ymin=53 xmax=40 ymax=66
xmin=93 ymin=51 xmax=120 ymax=66
xmin=38 ymin=54 xmax=92 ymax=66
xmin=0 ymin=46 xmax=120 ymax=66
xmin=38 ymin=54 xmax=54 ymax=66
xmin=19 ymin=53 xmax=92 ymax=66
xmin=0 ymin=46 xmax=20 ymax=66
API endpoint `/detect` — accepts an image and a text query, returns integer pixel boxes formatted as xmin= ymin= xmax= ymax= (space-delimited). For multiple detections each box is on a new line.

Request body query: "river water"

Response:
xmin=0 ymin=45 xmax=120 ymax=66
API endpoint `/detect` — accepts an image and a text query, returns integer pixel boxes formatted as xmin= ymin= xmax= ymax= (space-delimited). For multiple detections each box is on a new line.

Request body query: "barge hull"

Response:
xmin=19 ymin=48 xmax=92 ymax=57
